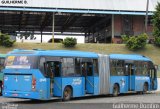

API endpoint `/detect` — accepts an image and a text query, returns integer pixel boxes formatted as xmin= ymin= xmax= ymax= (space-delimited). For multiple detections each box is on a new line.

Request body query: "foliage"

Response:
xmin=17 ymin=32 xmax=36 ymax=42
xmin=153 ymin=2 xmax=160 ymax=46
xmin=62 ymin=37 xmax=77 ymax=47
xmin=121 ymin=35 xmax=129 ymax=44
xmin=0 ymin=33 xmax=15 ymax=47
xmin=122 ymin=33 xmax=148 ymax=50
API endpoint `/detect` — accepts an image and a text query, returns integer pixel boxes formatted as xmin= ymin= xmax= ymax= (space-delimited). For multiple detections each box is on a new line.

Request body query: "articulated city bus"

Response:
xmin=0 ymin=54 xmax=6 ymax=95
xmin=3 ymin=49 xmax=157 ymax=100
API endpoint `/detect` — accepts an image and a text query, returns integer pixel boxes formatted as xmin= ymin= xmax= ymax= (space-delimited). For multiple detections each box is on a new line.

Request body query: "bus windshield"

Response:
xmin=5 ymin=56 xmax=38 ymax=69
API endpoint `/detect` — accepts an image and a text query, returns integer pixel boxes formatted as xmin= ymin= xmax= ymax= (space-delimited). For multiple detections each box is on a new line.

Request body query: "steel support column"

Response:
xmin=41 ymin=30 xmax=43 ymax=43
xmin=145 ymin=0 xmax=149 ymax=33
xmin=111 ymin=14 xmax=114 ymax=43
xmin=52 ymin=12 xmax=55 ymax=44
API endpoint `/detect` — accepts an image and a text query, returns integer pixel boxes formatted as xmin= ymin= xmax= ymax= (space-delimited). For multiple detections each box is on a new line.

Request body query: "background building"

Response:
xmin=0 ymin=0 xmax=159 ymax=43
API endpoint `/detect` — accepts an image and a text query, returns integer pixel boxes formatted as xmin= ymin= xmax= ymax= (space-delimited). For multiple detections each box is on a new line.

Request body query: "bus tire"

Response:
xmin=63 ymin=86 xmax=72 ymax=101
xmin=143 ymin=83 xmax=148 ymax=93
xmin=113 ymin=84 xmax=119 ymax=97
xmin=151 ymin=80 xmax=154 ymax=90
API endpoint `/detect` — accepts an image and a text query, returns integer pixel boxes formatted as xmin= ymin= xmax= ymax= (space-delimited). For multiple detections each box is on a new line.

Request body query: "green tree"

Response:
xmin=153 ymin=2 xmax=160 ymax=46
xmin=122 ymin=33 xmax=148 ymax=50
xmin=17 ymin=32 xmax=36 ymax=43
xmin=0 ymin=33 xmax=15 ymax=47
xmin=62 ymin=37 xmax=77 ymax=47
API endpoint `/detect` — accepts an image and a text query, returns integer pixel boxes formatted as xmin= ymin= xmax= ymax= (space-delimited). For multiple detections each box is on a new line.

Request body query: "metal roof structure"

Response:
xmin=0 ymin=0 xmax=159 ymax=14
xmin=0 ymin=11 xmax=110 ymax=34
xmin=0 ymin=0 xmax=159 ymax=42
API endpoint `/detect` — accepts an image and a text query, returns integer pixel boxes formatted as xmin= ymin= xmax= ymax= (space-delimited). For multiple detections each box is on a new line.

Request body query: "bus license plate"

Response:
xmin=12 ymin=94 xmax=18 ymax=96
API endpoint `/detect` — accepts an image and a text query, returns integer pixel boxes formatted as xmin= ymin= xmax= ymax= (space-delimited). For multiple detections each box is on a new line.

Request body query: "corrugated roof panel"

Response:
xmin=0 ymin=0 xmax=159 ymax=12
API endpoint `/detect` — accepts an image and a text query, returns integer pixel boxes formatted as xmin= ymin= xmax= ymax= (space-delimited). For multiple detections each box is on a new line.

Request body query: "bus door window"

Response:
xmin=81 ymin=63 xmax=94 ymax=76
xmin=124 ymin=63 xmax=134 ymax=75
xmin=81 ymin=62 xmax=87 ymax=76
xmin=149 ymin=62 xmax=156 ymax=79
xmin=80 ymin=58 xmax=95 ymax=76
xmin=45 ymin=61 xmax=61 ymax=78
xmin=54 ymin=62 xmax=61 ymax=77
xmin=131 ymin=64 xmax=135 ymax=75
xmin=150 ymin=63 xmax=157 ymax=79
xmin=87 ymin=62 xmax=93 ymax=76
xmin=75 ymin=58 xmax=81 ymax=76
xmin=149 ymin=69 xmax=154 ymax=79
xmin=93 ymin=59 xmax=98 ymax=76
xmin=45 ymin=61 xmax=54 ymax=78
xmin=124 ymin=64 xmax=129 ymax=75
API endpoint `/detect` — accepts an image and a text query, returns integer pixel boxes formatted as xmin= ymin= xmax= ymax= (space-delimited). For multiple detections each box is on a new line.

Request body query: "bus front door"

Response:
xmin=126 ymin=64 xmax=135 ymax=91
xmin=84 ymin=62 xmax=94 ymax=94
xmin=149 ymin=68 xmax=157 ymax=90
xmin=45 ymin=61 xmax=61 ymax=97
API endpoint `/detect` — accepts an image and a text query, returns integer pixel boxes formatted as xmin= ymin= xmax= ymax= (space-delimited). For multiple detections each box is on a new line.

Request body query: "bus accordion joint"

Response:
xmin=32 ymin=76 xmax=36 ymax=91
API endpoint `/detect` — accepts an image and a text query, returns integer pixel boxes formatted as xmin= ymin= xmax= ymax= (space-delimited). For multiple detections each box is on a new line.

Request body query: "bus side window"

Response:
xmin=110 ymin=59 xmax=116 ymax=75
xmin=62 ymin=58 xmax=74 ymax=77
xmin=135 ymin=61 xmax=141 ymax=75
xmin=111 ymin=60 xmax=124 ymax=76
xmin=142 ymin=62 xmax=148 ymax=76
xmin=116 ymin=60 xmax=124 ymax=75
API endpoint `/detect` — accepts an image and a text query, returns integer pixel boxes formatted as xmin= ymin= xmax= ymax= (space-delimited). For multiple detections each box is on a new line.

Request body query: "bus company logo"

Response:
xmin=135 ymin=77 xmax=149 ymax=81
xmin=72 ymin=78 xmax=82 ymax=85
xmin=4 ymin=76 xmax=8 ymax=81
xmin=1 ymin=0 xmax=28 ymax=4
xmin=39 ymin=78 xmax=46 ymax=82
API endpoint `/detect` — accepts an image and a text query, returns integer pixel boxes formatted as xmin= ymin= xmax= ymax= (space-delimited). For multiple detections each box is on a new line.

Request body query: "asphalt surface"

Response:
xmin=0 ymin=92 xmax=160 ymax=109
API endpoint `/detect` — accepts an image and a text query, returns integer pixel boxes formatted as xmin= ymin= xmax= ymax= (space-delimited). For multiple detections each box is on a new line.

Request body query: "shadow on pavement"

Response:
xmin=6 ymin=92 xmax=153 ymax=104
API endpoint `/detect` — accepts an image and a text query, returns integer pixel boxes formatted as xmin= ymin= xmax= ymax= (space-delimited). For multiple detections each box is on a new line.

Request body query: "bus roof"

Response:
xmin=8 ymin=49 xmax=152 ymax=61
xmin=109 ymin=54 xmax=151 ymax=61
xmin=9 ymin=49 xmax=99 ymax=58
xmin=0 ymin=54 xmax=6 ymax=58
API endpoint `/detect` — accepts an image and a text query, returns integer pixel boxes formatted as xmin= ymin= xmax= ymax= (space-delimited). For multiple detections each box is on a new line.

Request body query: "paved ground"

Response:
xmin=0 ymin=92 xmax=160 ymax=109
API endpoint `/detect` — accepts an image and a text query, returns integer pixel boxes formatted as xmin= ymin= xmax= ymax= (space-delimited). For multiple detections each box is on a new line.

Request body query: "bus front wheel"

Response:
xmin=63 ymin=86 xmax=72 ymax=101
xmin=113 ymin=84 xmax=119 ymax=97
xmin=143 ymin=83 xmax=148 ymax=93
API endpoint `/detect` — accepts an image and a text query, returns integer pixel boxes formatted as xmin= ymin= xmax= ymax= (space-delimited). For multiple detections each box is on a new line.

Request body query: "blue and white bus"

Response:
xmin=3 ymin=49 xmax=157 ymax=100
